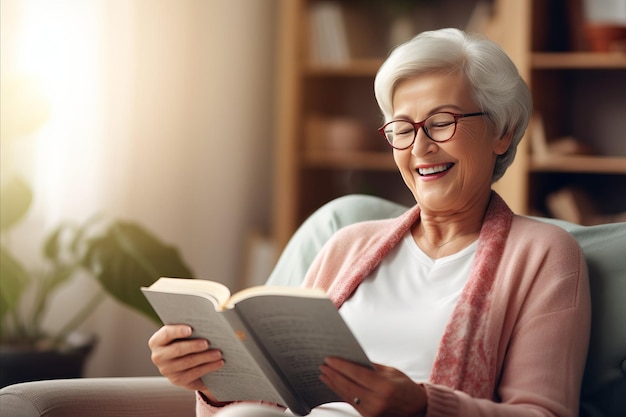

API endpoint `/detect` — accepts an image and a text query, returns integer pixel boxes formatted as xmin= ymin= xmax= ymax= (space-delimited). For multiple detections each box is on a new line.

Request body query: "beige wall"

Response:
xmin=1 ymin=0 xmax=278 ymax=377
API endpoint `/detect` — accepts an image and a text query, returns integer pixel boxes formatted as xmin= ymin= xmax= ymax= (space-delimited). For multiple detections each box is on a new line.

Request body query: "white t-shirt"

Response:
xmin=305 ymin=233 xmax=477 ymax=417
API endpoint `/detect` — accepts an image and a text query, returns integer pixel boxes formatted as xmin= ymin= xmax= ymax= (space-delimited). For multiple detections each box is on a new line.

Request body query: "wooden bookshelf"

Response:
xmin=273 ymin=0 xmax=626 ymax=250
xmin=526 ymin=0 xmax=626 ymax=220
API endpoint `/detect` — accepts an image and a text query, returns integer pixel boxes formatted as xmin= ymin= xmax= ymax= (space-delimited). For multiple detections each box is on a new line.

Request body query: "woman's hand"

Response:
xmin=148 ymin=324 xmax=224 ymax=399
xmin=319 ymin=357 xmax=427 ymax=417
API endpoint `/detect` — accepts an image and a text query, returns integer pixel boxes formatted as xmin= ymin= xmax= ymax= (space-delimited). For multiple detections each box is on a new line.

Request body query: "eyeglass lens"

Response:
xmin=383 ymin=113 xmax=458 ymax=147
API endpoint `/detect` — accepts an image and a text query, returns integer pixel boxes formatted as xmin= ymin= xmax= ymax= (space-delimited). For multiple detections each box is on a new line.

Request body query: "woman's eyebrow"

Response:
xmin=392 ymin=104 xmax=464 ymax=120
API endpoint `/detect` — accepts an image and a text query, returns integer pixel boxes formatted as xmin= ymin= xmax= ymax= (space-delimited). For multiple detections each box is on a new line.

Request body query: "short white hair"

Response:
xmin=374 ymin=28 xmax=532 ymax=182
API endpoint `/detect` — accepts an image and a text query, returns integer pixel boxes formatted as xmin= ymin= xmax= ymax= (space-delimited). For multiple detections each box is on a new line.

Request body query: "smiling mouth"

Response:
xmin=417 ymin=163 xmax=454 ymax=176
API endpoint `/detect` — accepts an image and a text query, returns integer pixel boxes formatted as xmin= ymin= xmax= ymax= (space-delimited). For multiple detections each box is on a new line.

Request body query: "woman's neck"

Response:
xmin=412 ymin=193 xmax=490 ymax=258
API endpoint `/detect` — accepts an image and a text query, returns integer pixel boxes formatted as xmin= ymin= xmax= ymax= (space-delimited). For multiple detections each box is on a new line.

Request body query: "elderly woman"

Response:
xmin=149 ymin=28 xmax=591 ymax=417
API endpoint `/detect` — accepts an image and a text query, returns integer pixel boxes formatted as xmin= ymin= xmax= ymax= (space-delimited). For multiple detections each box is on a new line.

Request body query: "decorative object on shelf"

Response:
xmin=529 ymin=112 xmax=595 ymax=159
xmin=581 ymin=0 xmax=626 ymax=52
xmin=545 ymin=137 xmax=595 ymax=156
xmin=584 ymin=24 xmax=626 ymax=52
xmin=546 ymin=187 xmax=598 ymax=225
xmin=529 ymin=112 xmax=548 ymax=157
xmin=388 ymin=14 xmax=416 ymax=49
xmin=308 ymin=1 xmax=350 ymax=65
xmin=374 ymin=0 xmax=432 ymax=48
xmin=546 ymin=187 xmax=626 ymax=226
xmin=305 ymin=115 xmax=371 ymax=152
xmin=465 ymin=1 xmax=494 ymax=35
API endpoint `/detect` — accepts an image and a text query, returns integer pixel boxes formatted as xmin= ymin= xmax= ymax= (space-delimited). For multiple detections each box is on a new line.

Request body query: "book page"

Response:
xmin=227 ymin=285 xmax=326 ymax=308
xmin=234 ymin=295 xmax=372 ymax=411
xmin=141 ymin=290 xmax=285 ymax=404
xmin=147 ymin=277 xmax=232 ymax=309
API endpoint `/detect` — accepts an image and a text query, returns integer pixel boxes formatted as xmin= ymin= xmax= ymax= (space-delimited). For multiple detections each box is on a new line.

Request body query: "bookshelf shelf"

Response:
xmin=302 ymin=151 xmax=396 ymax=171
xmin=532 ymin=52 xmax=626 ymax=69
xmin=530 ymin=155 xmax=626 ymax=174
xmin=304 ymin=59 xmax=384 ymax=77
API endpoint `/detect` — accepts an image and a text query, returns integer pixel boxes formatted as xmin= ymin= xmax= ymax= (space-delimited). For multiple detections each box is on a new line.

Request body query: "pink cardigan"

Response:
xmin=198 ymin=193 xmax=591 ymax=417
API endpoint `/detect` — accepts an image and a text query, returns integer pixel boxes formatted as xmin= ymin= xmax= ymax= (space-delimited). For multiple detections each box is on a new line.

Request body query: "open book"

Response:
xmin=141 ymin=277 xmax=372 ymax=415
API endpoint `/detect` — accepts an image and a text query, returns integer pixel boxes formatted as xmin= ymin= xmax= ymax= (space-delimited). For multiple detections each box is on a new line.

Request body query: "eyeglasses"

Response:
xmin=378 ymin=112 xmax=486 ymax=150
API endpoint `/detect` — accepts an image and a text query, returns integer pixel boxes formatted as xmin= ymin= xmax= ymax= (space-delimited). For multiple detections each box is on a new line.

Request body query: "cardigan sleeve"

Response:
xmin=195 ymin=393 xmax=285 ymax=417
xmin=196 ymin=392 xmax=224 ymax=417
xmin=424 ymin=222 xmax=592 ymax=417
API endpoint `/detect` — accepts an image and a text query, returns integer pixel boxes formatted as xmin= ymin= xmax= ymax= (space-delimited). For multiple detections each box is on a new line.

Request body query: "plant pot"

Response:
xmin=0 ymin=333 xmax=97 ymax=388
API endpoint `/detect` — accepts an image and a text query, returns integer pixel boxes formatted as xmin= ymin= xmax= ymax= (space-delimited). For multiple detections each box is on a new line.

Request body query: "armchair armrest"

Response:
xmin=0 ymin=377 xmax=195 ymax=417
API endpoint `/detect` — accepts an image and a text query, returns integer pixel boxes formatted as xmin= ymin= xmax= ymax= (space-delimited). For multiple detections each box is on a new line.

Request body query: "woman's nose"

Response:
xmin=411 ymin=128 xmax=438 ymax=156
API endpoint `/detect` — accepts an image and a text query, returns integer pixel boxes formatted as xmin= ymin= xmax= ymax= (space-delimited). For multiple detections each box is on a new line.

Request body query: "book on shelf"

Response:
xmin=141 ymin=277 xmax=372 ymax=416
xmin=308 ymin=1 xmax=350 ymax=65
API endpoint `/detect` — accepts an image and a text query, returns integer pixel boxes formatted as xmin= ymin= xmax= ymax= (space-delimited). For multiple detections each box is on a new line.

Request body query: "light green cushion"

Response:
xmin=267 ymin=194 xmax=626 ymax=417
xmin=266 ymin=195 xmax=406 ymax=287
xmin=541 ymin=219 xmax=626 ymax=417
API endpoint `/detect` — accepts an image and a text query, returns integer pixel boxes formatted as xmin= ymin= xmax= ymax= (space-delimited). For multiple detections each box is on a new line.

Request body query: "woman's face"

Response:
xmin=391 ymin=72 xmax=511 ymax=215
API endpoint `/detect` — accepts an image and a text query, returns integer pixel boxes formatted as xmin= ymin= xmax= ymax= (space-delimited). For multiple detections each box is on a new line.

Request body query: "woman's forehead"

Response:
xmin=392 ymin=73 xmax=474 ymax=114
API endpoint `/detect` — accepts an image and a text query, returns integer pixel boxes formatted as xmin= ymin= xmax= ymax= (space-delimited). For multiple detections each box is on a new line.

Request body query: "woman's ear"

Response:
xmin=493 ymin=130 xmax=514 ymax=156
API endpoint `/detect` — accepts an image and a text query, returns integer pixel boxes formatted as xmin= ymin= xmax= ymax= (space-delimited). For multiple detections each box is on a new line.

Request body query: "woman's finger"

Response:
xmin=148 ymin=324 xmax=192 ymax=348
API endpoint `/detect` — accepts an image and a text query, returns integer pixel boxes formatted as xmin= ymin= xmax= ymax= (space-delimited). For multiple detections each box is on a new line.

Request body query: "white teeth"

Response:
xmin=418 ymin=164 xmax=451 ymax=175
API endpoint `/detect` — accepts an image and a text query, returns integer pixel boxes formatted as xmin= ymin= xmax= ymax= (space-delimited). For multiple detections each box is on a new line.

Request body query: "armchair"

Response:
xmin=1 ymin=195 xmax=624 ymax=417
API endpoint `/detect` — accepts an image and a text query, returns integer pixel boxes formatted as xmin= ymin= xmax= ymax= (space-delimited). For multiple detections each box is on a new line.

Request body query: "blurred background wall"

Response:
xmin=1 ymin=0 xmax=278 ymax=377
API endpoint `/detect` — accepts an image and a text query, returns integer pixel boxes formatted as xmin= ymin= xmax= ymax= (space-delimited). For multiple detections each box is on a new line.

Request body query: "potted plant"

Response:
xmin=0 ymin=175 xmax=193 ymax=387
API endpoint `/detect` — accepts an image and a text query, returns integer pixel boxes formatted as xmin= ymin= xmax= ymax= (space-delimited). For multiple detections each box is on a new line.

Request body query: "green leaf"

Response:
xmin=42 ymin=216 xmax=101 ymax=263
xmin=82 ymin=221 xmax=193 ymax=323
xmin=0 ymin=246 xmax=31 ymax=332
xmin=31 ymin=264 xmax=78 ymax=330
xmin=0 ymin=177 xmax=33 ymax=232
xmin=42 ymin=223 xmax=67 ymax=263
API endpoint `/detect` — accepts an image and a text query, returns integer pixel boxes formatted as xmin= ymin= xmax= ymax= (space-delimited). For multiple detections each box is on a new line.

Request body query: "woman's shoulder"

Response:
xmin=315 ymin=210 xmax=417 ymax=263
xmin=509 ymin=214 xmax=583 ymax=252
xmin=332 ymin=210 xmax=414 ymax=240
xmin=339 ymin=215 xmax=401 ymax=232
xmin=326 ymin=216 xmax=404 ymax=248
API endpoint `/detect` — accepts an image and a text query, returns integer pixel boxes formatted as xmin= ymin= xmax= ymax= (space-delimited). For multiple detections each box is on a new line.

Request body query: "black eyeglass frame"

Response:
xmin=378 ymin=112 xmax=487 ymax=150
